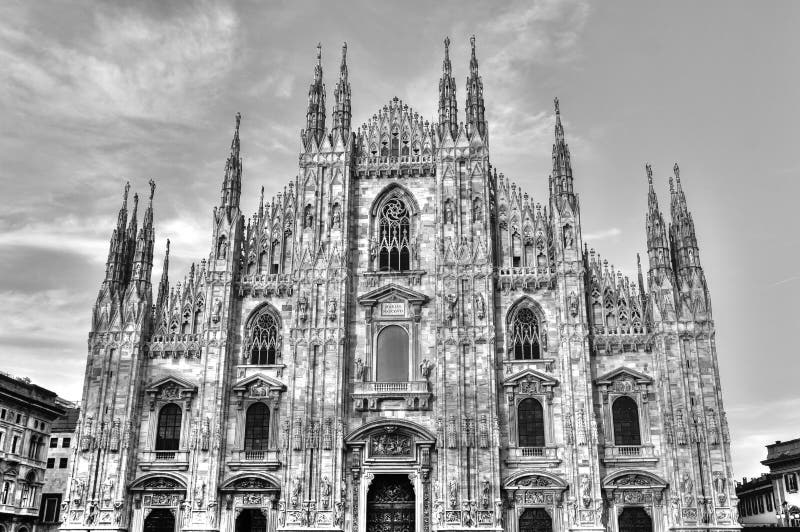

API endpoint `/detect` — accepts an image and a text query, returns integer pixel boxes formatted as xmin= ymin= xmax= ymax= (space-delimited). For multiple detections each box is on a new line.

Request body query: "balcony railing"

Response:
xmin=228 ymin=449 xmax=281 ymax=471
xmin=139 ymin=450 xmax=190 ymax=471
xmin=520 ymin=447 xmax=545 ymax=457
xmin=352 ymin=381 xmax=432 ymax=411
xmin=603 ymin=445 xmax=657 ymax=465
xmin=506 ymin=446 xmax=560 ymax=466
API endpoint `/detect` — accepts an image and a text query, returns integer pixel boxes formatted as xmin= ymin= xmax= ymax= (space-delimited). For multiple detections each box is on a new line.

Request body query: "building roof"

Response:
xmin=0 ymin=371 xmax=66 ymax=420
xmin=52 ymin=406 xmax=80 ymax=432
xmin=762 ymin=438 xmax=800 ymax=467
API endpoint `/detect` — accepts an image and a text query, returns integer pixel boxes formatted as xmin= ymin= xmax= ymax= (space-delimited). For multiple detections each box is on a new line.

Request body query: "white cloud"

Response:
xmin=584 ymin=227 xmax=622 ymax=241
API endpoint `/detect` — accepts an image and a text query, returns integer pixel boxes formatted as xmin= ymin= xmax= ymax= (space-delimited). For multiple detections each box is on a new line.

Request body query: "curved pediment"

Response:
xmin=602 ymin=470 xmax=667 ymax=489
xmin=345 ymin=418 xmax=435 ymax=445
xmin=503 ymin=471 xmax=568 ymax=490
xmin=220 ymin=472 xmax=281 ymax=492
xmin=129 ymin=472 xmax=187 ymax=491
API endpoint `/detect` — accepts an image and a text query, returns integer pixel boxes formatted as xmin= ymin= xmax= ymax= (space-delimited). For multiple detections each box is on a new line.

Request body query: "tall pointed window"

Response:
xmin=378 ymin=198 xmax=411 ymax=272
xmin=244 ymin=403 xmax=270 ymax=451
xmin=246 ymin=308 xmax=280 ymax=365
xmin=509 ymin=306 xmax=543 ymax=360
xmin=612 ymin=396 xmax=641 ymax=445
xmin=155 ymin=404 xmax=182 ymax=451
xmin=518 ymin=398 xmax=545 ymax=447
xmin=512 ymin=232 xmax=522 ymax=267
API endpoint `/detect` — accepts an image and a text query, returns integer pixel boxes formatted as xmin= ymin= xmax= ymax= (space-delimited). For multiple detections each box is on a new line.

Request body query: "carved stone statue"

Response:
xmin=291 ymin=476 xmax=302 ymax=508
xmin=563 ymin=224 xmax=575 ymax=248
xmin=448 ymin=479 xmax=458 ymax=509
xmin=445 ymin=294 xmax=458 ymax=322
xmin=481 ymin=479 xmax=491 ymax=508
xmin=580 ymin=473 xmax=591 ymax=508
xmin=681 ymin=473 xmax=694 ymax=506
xmin=568 ymin=292 xmax=579 ymax=317
xmin=419 ymin=359 xmax=433 ymax=380
xmin=101 ymin=480 xmax=113 ymax=506
xmin=474 ymin=293 xmax=486 ymax=320
xmin=354 ymin=358 xmax=365 ymax=381
xmin=320 ymin=476 xmax=331 ymax=510
xmin=212 ymin=298 xmax=222 ymax=323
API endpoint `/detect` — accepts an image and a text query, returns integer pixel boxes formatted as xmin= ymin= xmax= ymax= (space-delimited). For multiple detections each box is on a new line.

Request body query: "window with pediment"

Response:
xmin=612 ymin=396 xmax=641 ymax=445
xmin=377 ymin=198 xmax=411 ymax=272
xmin=376 ymin=325 xmax=410 ymax=381
xmin=596 ymin=369 xmax=653 ymax=456
xmin=509 ymin=306 xmax=544 ymax=360
xmin=504 ymin=372 xmax=559 ymax=461
xmin=518 ymin=398 xmax=545 ymax=447
xmin=245 ymin=306 xmax=280 ymax=365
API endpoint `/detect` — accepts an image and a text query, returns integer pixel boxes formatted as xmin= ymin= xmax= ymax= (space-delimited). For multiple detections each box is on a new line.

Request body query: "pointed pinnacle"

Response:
xmin=645 ymin=163 xmax=653 ymax=186
xmin=165 ymin=239 xmax=170 ymax=257
xmin=673 ymin=162 xmax=681 ymax=185
xmin=148 ymin=179 xmax=156 ymax=203
xmin=132 ymin=193 xmax=139 ymax=215
xmin=317 ymin=42 xmax=322 ymax=65
xmin=554 ymin=97 xmax=560 ymax=115
xmin=669 ymin=176 xmax=675 ymax=194
xmin=235 ymin=112 xmax=241 ymax=131
xmin=123 ymin=181 xmax=130 ymax=208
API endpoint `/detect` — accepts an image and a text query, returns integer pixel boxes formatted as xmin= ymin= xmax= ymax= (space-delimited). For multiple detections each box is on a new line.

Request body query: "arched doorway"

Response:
xmin=618 ymin=507 xmax=652 ymax=532
xmin=236 ymin=508 xmax=268 ymax=532
xmin=518 ymin=508 xmax=552 ymax=532
xmin=366 ymin=474 xmax=414 ymax=532
xmin=144 ymin=508 xmax=175 ymax=532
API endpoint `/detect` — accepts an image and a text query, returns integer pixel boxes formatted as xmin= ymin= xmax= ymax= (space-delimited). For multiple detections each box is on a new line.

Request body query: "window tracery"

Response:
xmin=509 ymin=306 xmax=544 ymax=360
xmin=377 ymin=198 xmax=411 ymax=272
xmin=246 ymin=307 xmax=280 ymax=365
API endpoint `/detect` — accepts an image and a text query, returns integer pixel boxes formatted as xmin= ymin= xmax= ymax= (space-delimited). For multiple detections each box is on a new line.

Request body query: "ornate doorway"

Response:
xmin=518 ymin=508 xmax=552 ymax=532
xmin=618 ymin=507 xmax=652 ymax=532
xmin=366 ymin=474 xmax=415 ymax=532
xmin=236 ymin=508 xmax=268 ymax=532
xmin=144 ymin=508 xmax=176 ymax=532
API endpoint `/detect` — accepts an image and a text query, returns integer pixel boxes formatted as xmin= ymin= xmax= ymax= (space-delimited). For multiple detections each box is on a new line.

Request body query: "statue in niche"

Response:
xmin=681 ymin=473 xmax=694 ymax=506
xmin=331 ymin=203 xmax=342 ymax=228
xmin=291 ymin=476 xmax=302 ymax=508
xmin=563 ymin=224 xmax=575 ymax=248
xmin=298 ymin=296 xmax=308 ymax=322
xmin=568 ymin=292 xmax=579 ymax=317
xmin=481 ymin=480 xmax=491 ymax=508
xmin=444 ymin=200 xmax=454 ymax=224
xmin=212 ymin=298 xmax=222 ymax=323
xmin=194 ymin=481 xmax=205 ymax=509
xmin=327 ymin=299 xmax=337 ymax=321
xmin=473 ymin=198 xmax=482 ymax=222
xmin=580 ymin=474 xmax=591 ymax=508
xmin=101 ymin=480 xmax=113 ymax=507
xmin=448 ymin=479 xmax=458 ymax=509
xmin=445 ymin=294 xmax=458 ymax=322
xmin=304 ymin=205 xmax=314 ymax=229
xmin=218 ymin=238 xmax=227 ymax=259
xmin=320 ymin=477 xmax=331 ymax=509
xmin=433 ymin=500 xmax=443 ymax=525
xmin=333 ymin=502 xmax=344 ymax=527
xmin=474 ymin=293 xmax=486 ymax=320
xmin=354 ymin=358 xmax=365 ymax=381
xmin=419 ymin=359 xmax=433 ymax=380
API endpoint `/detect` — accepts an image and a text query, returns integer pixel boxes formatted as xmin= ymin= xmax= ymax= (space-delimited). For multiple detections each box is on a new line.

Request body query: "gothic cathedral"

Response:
xmin=61 ymin=38 xmax=738 ymax=532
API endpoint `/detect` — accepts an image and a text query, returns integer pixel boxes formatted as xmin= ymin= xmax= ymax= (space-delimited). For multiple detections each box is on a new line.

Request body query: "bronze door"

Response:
xmin=518 ymin=508 xmax=552 ymax=532
xmin=143 ymin=508 xmax=176 ymax=532
xmin=367 ymin=474 xmax=415 ymax=532
xmin=618 ymin=507 xmax=652 ymax=532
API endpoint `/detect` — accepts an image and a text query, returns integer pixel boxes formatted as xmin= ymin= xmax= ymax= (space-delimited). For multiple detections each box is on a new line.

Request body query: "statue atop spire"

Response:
xmin=644 ymin=164 xmax=672 ymax=279
xmin=551 ymin=97 xmax=573 ymax=195
xmin=465 ymin=34 xmax=486 ymax=139
xmin=304 ymin=43 xmax=327 ymax=146
xmin=438 ymin=36 xmax=458 ymax=139
xmin=220 ymin=113 xmax=242 ymax=213
xmin=332 ymin=41 xmax=351 ymax=138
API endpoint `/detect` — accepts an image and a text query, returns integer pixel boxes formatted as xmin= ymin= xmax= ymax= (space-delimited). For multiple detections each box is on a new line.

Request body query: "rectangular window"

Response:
xmin=15 ymin=413 xmax=21 ymax=424
xmin=11 ymin=435 xmax=19 ymax=454
xmin=0 ymin=408 xmax=5 ymax=419
xmin=0 ymin=431 xmax=4 ymax=450
xmin=40 ymin=494 xmax=61 ymax=523
xmin=46 ymin=458 xmax=55 ymax=468
xmin=50 ymin=437 xmax=58 ymax=448
xmin=758 ymin=494 xmax=765 ymax=513
xmin=62 ymin=437 xmax=71 ymax=448
xmin=59 ymin=457 xmax=68 ymax=469
xmin=786 ymin=473 xmax=798 ymax=493
xmin=767 ymin=492 xmax=774 ymax=512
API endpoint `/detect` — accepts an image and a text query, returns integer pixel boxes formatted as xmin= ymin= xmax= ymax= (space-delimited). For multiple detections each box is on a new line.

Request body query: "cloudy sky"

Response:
xmin=1 ymin=0 xmax=798 ymax=480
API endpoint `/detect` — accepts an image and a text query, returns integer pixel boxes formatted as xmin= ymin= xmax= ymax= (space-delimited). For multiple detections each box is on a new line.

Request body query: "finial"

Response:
xmin=148 ymin=179 xmax=156 ymax=202
xmin=123 ymin=181 xmax=130 ymax=207
xmin=470 ymin=34 xmax=476 ymax=52
xmin=645 ymin=163 xmax=653 ymax=185
xmin=444 ymin=36 xmax=450 ymax=51
xmin=317 ymin=42 xmax=322 ymax=64
xmin=554 ymin=97 xmax=560 ymax=115
xmin=342 ymin=41 xmax=347 ymax=60
xmin=165 ymin=239 xmax=170 ymax=256
xmin=132 ymin=192 xmax=139 ymax=210
xmin=673 ymin=162 xmax=680 ymax=183
xmin=637 ymin=253 xmax=642 ymax=271
xmin=235 ymin=112 xmax=241 ymax=131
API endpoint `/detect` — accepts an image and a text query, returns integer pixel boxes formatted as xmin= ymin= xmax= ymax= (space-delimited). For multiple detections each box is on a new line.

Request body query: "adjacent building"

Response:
xmin=0 ymin=373 xmax=66 ymax=532
xmin=735 ymin=474 xmax=775 ymax=527
xmin=762 ymin=439 xmax=800 ymax=527
xmin=39 ymin=403 xmax=79 ymax=531
xmin=62 ymin=38 xmax=738 ymax=532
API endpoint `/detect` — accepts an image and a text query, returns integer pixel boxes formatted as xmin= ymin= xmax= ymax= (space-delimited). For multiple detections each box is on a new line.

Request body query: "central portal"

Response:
xmin=366 ymin=474 xmax=415 ymax=532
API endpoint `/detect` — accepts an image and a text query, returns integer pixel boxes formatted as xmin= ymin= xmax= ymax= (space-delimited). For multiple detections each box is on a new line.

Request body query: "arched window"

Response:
xmin=247 ymin=308 xmax=279 ymax=365
xmin=376 ymin=325 xmax=409 ymax=381
xmin=612 ymin=396 xmax=641 ymax=445
xmin=155 ymin=404 xmax=182 ymax=451
xmin=244 ymin=403 xmax=270 ymax=451
xmin=377 ymin=198 xmax=411 ymax=272
xmin=509 ymin=306 xmax=542 ymax=360
xmin=518 ymin=398 xmax=545 ymax=447
xmin=270 ymin=240 xmax=280 ymax=274
xmin=391 ymin=135 xmax=399 ymax=157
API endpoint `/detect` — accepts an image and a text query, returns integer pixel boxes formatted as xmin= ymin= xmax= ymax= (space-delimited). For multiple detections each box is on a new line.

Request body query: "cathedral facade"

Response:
xmin=60 ymin=38 xmax=738 ymax=532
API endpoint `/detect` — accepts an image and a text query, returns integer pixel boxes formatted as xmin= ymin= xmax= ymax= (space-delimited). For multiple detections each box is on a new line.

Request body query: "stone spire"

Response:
xmin=220 ymin=113 xmax=242 ymax=214
xmin=104 ymin=182 xmax=130 ymax=290
xmin=551 ymin=98 xmax=573 ymax=195
xmin=155 ymin=239 xmax=170 ymax=313
xmin=304 ymin=43 xmax=327 ymax=146
xmin=131 ymin=180 xmax=156 ymax=287
xmin=669 ymin=163 xmax=702 ymax=273
xmin=645 ymin=163 xmax=673 ymax=276
xmin=465 ymin=35 xmax=486 ymax=139
xmin=332 ymin=42 xmax=351 ymax=138
xmin=123 ymin=191 xmax=139 ymax=286
xmin=438 ymin=36 xmax=458 ymax=139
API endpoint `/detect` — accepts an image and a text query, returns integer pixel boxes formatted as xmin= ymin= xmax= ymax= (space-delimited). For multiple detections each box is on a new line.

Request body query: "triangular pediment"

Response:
xmin=358 ymin=283 xmax=428 ymax=306
xmin=503 ymin=368 xmax=559 ymax=389
xmin=595 ymin=367 xmax=653 ymax=386
xmin=145 ymin=374 xmax=197 ymax=395
xmin=232 ymin=373 xmax=287 ymax=394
